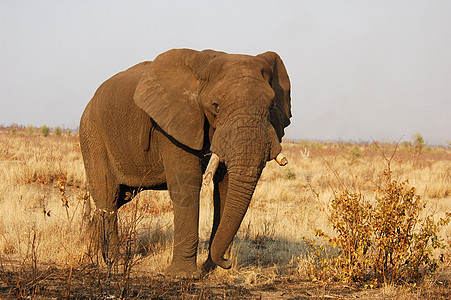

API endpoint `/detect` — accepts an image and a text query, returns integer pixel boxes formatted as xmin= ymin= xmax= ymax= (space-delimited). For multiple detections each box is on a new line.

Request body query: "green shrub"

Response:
xmin=305 ymin=164 xmax=450 ymax=285
xmin=412 ymin=133 xmax=426 ymax=155
xmin=40 ymin=125 xmax=49 ymax=137
xmin=54 ymin=126 xmax=62 ymax=136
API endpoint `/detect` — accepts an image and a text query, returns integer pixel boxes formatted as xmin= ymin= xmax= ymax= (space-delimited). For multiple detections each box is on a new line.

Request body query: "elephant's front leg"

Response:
xmin=163 ymin=146 xmax=202 ymax=278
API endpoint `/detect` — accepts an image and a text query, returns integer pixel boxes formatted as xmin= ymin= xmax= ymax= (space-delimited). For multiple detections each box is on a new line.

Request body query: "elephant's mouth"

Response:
xmin=202 ymin=152 xmax=288 ymax=186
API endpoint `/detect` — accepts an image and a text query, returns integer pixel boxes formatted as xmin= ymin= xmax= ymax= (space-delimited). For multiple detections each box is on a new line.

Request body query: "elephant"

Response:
xmin=79 ymin=48 xmax=291 ymax=277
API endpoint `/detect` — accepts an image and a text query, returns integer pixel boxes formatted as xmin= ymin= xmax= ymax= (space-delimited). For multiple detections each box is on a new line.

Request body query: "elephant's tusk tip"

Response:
xmin=275 ymin=153 xmax=288 ymax=166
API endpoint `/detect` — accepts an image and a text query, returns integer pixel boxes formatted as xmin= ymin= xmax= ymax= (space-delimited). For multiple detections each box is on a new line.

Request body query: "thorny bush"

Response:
xmin=305 ymin=163 xmax=450 ymax=286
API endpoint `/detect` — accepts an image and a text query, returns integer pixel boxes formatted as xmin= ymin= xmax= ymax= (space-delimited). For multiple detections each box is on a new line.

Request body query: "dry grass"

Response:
xmin=0 ymin=127 xmax=450 ymax=298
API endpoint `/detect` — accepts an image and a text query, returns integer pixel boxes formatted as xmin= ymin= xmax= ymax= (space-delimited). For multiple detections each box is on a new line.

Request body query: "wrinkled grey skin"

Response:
xmin=79 ymin=49 xmax=291 ymax=277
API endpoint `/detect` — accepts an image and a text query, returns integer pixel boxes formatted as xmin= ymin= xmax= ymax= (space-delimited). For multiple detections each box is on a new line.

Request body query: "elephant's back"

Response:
xmin=80 ymin=61 xmax=153 ymax=155
xmin=87 ymin=61 xmax=152 ymax=119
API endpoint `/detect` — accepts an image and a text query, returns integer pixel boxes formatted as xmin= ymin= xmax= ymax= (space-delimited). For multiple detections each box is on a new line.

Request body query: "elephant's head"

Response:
xmin=134 ymin=49 xmax=291 ymax=269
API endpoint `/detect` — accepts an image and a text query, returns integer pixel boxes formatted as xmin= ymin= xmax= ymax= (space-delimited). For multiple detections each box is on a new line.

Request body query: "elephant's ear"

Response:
xmin=257 ymin=51 xmax=292 ymax=141
xmin=134 ymin=49 xmax=206 ymax=150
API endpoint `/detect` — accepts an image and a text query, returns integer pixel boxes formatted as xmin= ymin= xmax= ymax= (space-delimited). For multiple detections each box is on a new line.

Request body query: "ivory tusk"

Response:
xmin=275 ymin=153 xmax=288 ymax=166
xmin=203 ymin=153 xmax=220 ymax=185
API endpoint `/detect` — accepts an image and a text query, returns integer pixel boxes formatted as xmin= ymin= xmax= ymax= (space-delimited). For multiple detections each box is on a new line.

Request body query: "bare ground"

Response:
xmin=1 ymin=266 xmax=449 ymax=299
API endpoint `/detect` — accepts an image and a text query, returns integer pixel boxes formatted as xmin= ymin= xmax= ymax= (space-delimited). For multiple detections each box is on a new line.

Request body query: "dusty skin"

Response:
xmin=0 ymin=128 xmax=450 ymax=298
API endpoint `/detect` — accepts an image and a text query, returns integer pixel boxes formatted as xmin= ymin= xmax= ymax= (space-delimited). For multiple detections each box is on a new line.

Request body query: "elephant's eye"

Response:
xmin=212 ymin=102 xmax=219 ymax=114
xmin=269 ymin=100 xmax=276 ymax=111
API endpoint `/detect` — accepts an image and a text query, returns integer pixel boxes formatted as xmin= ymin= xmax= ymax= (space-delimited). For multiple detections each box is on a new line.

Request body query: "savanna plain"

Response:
xmin=0 ymin=126 xmax=450 ymax=299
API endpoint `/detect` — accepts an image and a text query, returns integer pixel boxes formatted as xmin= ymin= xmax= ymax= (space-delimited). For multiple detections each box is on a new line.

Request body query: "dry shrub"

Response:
xmin=305 ymin=144 xmax=451 ymax=286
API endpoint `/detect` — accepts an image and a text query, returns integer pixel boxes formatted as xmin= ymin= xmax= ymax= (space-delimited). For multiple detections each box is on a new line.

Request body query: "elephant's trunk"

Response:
xmin=209 ymin=147 xmax=266 ymax=269
xmin=210 ymin=171 xmax=261 ymax=268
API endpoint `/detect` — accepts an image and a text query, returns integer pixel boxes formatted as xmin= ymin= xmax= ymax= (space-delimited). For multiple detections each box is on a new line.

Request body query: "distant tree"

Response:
xmin=412 ymin=133 xmax=426 ymax=154
xmin=40 ymin=125 xmax=50 ymax=137
xmin=54 ymin=126 xmax=62 ymax=136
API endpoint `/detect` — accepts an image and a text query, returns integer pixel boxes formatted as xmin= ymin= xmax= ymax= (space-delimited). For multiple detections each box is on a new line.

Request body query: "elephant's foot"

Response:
xmin=165 ymin=261 xmax=200 ymax=279
xmin=201 ymin=257 xmax=217 ymax=275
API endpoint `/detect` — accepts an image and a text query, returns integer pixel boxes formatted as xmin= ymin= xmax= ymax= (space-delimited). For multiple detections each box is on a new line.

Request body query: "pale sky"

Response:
xmin=1 ymin=0 xmax=450 ymax=145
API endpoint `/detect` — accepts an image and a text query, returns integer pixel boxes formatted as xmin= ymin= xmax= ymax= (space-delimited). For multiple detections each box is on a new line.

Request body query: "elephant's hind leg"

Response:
xmin=84 ymin=154 xmax=121 ymax=264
